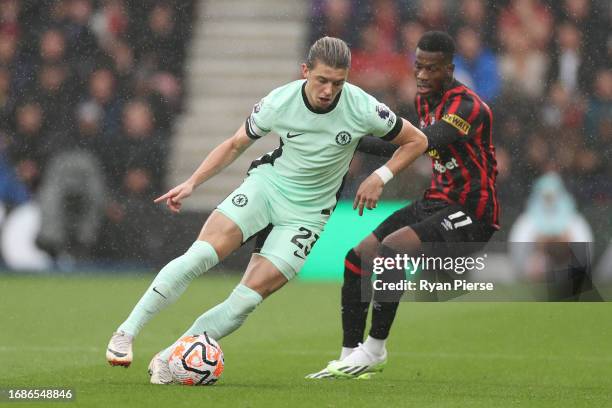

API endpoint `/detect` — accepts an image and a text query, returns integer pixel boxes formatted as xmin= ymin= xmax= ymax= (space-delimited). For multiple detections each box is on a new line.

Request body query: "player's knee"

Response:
xmin=380 ymin=227 xmax=422 ymax=255
xmin=185 ymin=240 xmax=220 ymax=277
xmin=354 ymin=234 xmax=380 ymax=260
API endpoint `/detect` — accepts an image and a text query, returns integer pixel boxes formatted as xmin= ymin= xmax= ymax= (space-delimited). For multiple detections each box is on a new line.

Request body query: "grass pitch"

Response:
xmin=1 ymin=273 xmax=611 ymax=407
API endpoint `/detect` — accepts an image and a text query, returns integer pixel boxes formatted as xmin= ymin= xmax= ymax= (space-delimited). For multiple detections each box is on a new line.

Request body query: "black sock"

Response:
xmin=341 ymin=249 xmax=372 ymax=348
xmin=369 ymin=245 xmax=405 ymax=340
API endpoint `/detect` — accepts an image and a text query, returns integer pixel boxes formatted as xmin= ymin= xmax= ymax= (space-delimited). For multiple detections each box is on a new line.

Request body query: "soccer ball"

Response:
xmin=168 ymin=333 xmax=225 ymax=385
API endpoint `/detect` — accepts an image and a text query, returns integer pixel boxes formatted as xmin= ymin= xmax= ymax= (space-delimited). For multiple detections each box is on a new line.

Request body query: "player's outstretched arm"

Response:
xmin=154 ymin=124 xmax=254 ymax=213
xmin=353 ymin=118 xmax=428 ymax=216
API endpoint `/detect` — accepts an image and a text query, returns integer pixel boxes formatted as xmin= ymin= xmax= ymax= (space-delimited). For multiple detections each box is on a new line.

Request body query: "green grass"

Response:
xmin=1 ymin=274 xmax=611 ymax=407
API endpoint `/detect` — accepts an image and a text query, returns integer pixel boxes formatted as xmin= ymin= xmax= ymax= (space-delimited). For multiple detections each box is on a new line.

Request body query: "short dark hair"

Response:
xmin=417 ymin=31 xmax=456 ymax=61
xmin=306 ymin=36 xmax=351 ymax=69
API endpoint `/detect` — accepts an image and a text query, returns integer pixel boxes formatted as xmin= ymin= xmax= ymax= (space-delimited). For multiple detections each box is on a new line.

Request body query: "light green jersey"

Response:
xmin=245 ymin=79 xmax=402 ymax=210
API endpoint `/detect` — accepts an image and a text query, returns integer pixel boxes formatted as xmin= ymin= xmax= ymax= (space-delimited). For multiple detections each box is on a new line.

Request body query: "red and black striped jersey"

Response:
xmin=416 ymin=80 xmax=500 ymax=229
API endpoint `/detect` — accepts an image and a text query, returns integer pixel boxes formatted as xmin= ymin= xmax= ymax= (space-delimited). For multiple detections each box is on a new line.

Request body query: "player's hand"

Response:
xmin=353 ymin=173 xmax=385 ymax=216
xmin=154 ymin=180 xmax=195 ymax=213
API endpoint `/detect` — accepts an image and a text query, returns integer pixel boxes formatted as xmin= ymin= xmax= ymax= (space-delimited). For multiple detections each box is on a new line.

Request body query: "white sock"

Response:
xmin=362 ymin=335 xmax=386 ymax=356
xmin=340 ymin=347 xmax=356 ymax=360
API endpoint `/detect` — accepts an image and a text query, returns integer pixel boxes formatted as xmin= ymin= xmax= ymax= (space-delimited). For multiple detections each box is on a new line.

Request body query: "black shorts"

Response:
xmin=372 ymin=199 xmax=495 ymax=254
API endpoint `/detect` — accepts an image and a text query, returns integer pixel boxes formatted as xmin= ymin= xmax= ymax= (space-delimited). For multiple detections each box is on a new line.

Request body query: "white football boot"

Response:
xmin=106 ymin=331 xmax=133 ymax=367
xmin=326 ymin=343 xmax=387 ymax=378
xmin=306 ymin=348 xmax=359 ymax=380
xmin=148 ymin=353 xmax=173 ymax=385
xmin=305 ymin=363 xmax=338 ymax=379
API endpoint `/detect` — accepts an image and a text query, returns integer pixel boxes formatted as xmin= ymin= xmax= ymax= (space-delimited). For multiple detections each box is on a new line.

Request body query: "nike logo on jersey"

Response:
xmin=286 ymin=132 xmax=305 ymax=138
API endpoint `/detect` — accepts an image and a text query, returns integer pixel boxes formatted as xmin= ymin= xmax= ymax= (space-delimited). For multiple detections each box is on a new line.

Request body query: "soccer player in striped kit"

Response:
xmin=308 ymin=31 xmax=500 ymax=379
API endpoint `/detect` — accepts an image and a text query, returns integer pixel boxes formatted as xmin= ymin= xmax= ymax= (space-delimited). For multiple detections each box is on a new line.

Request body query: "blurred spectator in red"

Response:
xmin=498 ymin=0 xmax=553 ymax=52
xmin=453 ymin=25 xmax=501 ymax=103
xmin=0 ymin=0 xmax=19 ymax=37
xmin=91 ymin=0 xmax=129 ymax=48
xmin=309 ymin=0 xmax=356 ymax=45
xmin=370 ymin=0 xmax=401 ymax=54
xmin=350 ymin=23 xmax=411 ymax=104
xmin=416 ymin=0 xmax=448 ymax=31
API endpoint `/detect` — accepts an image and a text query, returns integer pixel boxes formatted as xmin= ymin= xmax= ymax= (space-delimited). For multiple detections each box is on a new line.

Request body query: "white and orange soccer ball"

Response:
xmin=167 ymin=333 xmax=225 ymax=385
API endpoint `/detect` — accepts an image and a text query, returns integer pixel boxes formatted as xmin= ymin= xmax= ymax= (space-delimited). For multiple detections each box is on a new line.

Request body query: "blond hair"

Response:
xmin=306 ymin=36 xmax=351 ymax=69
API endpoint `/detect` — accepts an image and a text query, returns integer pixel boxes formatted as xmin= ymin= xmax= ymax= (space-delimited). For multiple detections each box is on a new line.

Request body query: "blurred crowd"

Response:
xmin=0 ymin=0 xmax=194 ymax=266
xmin=309 ymin=0 xmax=612 ymax=250
xmin=0 ymin=0 xmax=610 ymax=272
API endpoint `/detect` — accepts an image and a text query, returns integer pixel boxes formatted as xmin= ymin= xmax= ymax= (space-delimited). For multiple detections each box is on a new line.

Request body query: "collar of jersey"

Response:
xmin=423 ymin=79 xmax=463 ymax=107
xmin=301 ymin=81 xmax=342 ymax=114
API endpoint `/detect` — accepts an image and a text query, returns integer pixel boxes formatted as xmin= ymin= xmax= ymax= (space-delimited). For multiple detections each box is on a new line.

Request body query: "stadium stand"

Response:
xmin=0 ymin=0 xmax=195 ymax=265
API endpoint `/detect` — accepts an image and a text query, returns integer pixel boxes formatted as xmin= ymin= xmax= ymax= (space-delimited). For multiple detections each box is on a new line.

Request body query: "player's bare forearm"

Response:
xmin=385 ymin=119 xmax=428 ymax=175
xmin=154 ymin=124 xmax=253 ymax=212
xmin=186 ymin=124 xmax=254 ymax=188
xmin=353 ymin=119 xmax=427 ymax=216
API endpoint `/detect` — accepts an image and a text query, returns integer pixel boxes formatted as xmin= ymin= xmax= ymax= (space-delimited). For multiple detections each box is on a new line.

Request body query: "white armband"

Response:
xmin=374 ymin=165 xmax=394 ymax=184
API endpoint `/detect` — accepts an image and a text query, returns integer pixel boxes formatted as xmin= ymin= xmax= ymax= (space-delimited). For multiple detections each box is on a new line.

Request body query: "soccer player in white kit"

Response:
xmin=105 ymin=37 xmax=429 ymax=383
